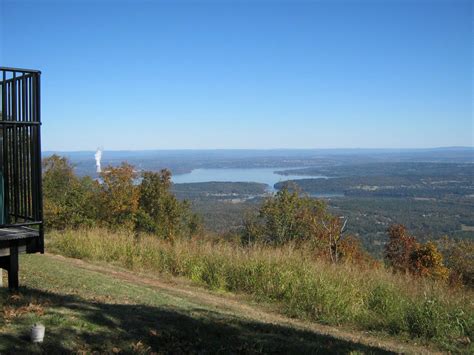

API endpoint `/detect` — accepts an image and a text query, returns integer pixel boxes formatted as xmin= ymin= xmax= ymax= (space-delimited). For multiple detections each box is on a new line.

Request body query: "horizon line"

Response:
xmin=43 ymin=146 xmax=474 ymax=153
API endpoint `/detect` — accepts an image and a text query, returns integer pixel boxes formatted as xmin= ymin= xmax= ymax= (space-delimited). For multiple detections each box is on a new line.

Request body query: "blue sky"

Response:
xmin=1 ymin=0 xmax=472 ymax=150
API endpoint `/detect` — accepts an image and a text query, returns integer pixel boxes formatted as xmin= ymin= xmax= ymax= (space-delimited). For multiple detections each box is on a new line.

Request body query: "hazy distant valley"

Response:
xmin=45 ymin=147 xmax=474 ymax=256
xmin=44 ymin=147 xmax=474 ymax=178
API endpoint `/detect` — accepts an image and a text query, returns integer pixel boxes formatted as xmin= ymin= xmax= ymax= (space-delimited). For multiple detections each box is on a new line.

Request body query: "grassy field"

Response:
xmin=44 ymin=228 xmax=473 ymax=353
xmin=0 ymin=253 xmax=415 ymax=354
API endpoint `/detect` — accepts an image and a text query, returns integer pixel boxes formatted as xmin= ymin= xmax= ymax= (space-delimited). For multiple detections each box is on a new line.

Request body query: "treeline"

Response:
xmin=241 ymin=188 xmax=472 ymax=287
xmin=277 ymin=162 xmax=474 ymax=178
xmin=275 ymin=175 xmax=473 ymax=199
xmin=43 ymin=155 xmax=473 ymax=288
xmin=43 ymin=155 xmax=200 ymax=239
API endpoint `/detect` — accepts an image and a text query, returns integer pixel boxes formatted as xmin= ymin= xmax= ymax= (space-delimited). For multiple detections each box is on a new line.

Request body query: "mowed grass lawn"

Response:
xmin=0 ymin=254 xmax=399 ymax=354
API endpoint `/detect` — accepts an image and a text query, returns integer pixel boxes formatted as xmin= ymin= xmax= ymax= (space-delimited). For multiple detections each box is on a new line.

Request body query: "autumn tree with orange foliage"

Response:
xmin=99 ymin=163 xmax=139 ymax=230
xmin=409 ymin=241 xmax=449 ymax=281
xmin=339 ymin=235 xmax=380 ymax=268
xmin=384 ymin=224 xmax=418 ymax=274
xmin=385 ymin=224 xmax=449 ymax=281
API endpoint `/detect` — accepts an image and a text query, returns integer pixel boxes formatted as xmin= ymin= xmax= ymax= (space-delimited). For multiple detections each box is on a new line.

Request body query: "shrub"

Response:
xmin=439 ymin=238 xmax=474 ymax=288
xmin=385 ymin=225 xmax=450 ymax=282
xmin=409 ymin=241 xmax=449 ymax=281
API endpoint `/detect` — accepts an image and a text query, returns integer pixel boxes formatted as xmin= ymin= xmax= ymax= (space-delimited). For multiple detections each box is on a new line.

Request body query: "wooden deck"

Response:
xmin=0 ymin=227 xmax=39 ymax=251
xmin=0 ymin=226 xmax=39 ymax=242
xmin=0 ymin=227 xmax=41 ymax=289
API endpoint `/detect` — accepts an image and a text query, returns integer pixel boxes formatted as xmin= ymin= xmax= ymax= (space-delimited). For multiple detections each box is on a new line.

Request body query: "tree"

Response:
xmin=243 ymin=186 xmax=372 ymax=263
xmin=385 ymin=225 xmax=450 ymax=281
xmin=137 ymin=169 xmax=201 ymax=240
xmin=99 ymin=163 xmax=139 ymax=230
xmin=42 ymin=155 xmax=99 ymax=229
xmin=243 ymin=187 xmax=327 ymax=246
xmin=339 ymin=235 xmax=379 ymax=267
xmin=42 ymin=155 xmax=76 ymax=197
xmin=384 ymin=224 xmax=418 ymax=273
xmin=321 ymin=216 xmax=347 ymax=263
xmin=439 ymin=238 xmax=474 ymax=288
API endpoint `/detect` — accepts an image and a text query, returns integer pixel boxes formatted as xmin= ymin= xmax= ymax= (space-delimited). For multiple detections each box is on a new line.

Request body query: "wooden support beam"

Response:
xmin=7 ymin=247 xmax=18 ymax=289
xmin=0 ymin=252 xmax=19 ymax=289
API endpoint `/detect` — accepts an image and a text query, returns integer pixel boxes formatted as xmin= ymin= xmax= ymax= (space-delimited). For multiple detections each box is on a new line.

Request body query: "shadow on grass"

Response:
xmin=1 ymin=287 xmax=394 ymax=354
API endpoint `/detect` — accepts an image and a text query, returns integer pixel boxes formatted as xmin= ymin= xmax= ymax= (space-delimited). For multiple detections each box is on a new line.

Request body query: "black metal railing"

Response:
xmin=0 ymin=67 xmax=43 ymax=251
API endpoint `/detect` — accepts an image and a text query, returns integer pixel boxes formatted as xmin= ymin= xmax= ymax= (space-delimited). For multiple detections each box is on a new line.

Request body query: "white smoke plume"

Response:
xmin=95 ymin=148 xmax=102 ymax=173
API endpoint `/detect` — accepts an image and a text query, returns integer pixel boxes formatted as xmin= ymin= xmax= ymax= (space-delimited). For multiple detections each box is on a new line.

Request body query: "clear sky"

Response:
xmin=1 ymin=0 xmax=472 ymax=151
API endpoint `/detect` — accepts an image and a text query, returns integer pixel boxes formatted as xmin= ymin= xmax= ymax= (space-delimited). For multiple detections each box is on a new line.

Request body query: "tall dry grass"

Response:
xmin=47 ymin=228 xmax=473 ymax=352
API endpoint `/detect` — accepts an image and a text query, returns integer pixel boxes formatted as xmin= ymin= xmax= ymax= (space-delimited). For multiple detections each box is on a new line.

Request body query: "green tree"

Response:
xmin=243 ymin=187 xmax=371 ymax=264
xmin=42 ymin=155 xmax=99 ymax=229
xmin=243 ymin=186 xmax=327 ymax=245
xmin=42 ymin=155 xmax=76 ymax=200
xmin=137 ymin=169 xmax=201 ymax=240
xmin=439 ymin=238 xmax=474 ymax=287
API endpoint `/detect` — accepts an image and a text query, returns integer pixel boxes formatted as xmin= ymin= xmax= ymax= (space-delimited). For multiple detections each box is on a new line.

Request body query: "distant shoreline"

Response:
xmin=43 ymin=147 xmax=474 ymax=154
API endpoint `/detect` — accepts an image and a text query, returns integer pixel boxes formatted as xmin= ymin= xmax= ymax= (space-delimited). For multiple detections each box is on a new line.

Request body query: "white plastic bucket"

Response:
xmin=30 ymin=324 xmax=45 ymax=343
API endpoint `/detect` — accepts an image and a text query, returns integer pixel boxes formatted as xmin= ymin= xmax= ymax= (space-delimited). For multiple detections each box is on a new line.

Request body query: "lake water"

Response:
xmin=172 ymin=167 xmax=327 ymax=190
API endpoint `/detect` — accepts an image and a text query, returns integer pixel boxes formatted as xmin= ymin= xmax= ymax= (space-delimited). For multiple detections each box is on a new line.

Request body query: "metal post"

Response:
xmin=35 ymin=73 xmax=44 ymax=253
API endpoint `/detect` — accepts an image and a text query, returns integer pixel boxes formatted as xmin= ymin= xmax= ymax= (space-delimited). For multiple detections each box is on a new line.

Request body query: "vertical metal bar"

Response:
xmin=18 ymin=78 xmax=22 ymax=219
xmin=17 ymin=78 xmax=22 ymax=219
xmin=35 ymin=73 xmax=44 ymax=252
xmin=12 ymin=73 xmax=19 ymax=222
xmin=30 ymin=76 xmax=38 ymax=224
xmin=8 ymin=80 xmax=13 ymax=222
xmin=9 ymin=80 xmax=14 ymax=222
xmin=1 ymin=71 xmax=7 ymax=224
xmin=26 ymin=77 xmax=32 ymax=219
xmin=9 ymin=79 xmax=14 ymax=221
xmin=23 ymin=77 xmax=28 ymax=219
xmin=22 ymin=77 xmax=27 ymax=219
xmin=21 ymin=77 xmax=26 ymax=219
xmin=24 ymin=77 xmax=29 ymax=219
xmin=4 ymin=78 xmax=10 ymax=224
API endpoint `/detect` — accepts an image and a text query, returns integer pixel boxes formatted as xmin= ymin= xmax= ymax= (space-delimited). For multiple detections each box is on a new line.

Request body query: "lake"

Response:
xmin=172 ymin=167 xmax=327 ymax=190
